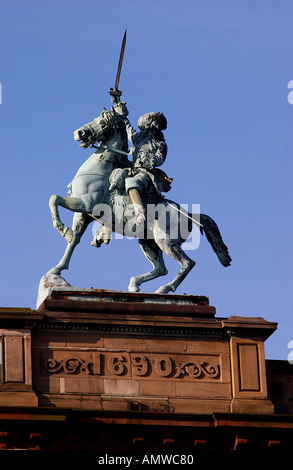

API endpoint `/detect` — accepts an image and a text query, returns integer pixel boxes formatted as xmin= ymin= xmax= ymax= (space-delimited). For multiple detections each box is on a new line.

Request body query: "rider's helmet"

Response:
xmin=138 ymin=112 xmax=167 ymax=131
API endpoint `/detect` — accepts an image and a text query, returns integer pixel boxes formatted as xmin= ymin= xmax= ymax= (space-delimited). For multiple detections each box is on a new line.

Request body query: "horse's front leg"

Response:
xmin=48 ymin=213 xmax=91 ymax=275
xmin=49 ymin=194 xmax=87 ymax=242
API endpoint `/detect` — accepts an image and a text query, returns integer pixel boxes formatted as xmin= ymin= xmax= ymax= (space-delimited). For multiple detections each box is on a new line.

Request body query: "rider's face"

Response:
xmin=151 ymin=120 xmax=160 ymax=131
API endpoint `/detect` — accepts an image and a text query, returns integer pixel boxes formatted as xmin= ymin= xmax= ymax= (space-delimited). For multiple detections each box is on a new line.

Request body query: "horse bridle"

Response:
xmin=79 ymin=122 xmax=115 ymax=145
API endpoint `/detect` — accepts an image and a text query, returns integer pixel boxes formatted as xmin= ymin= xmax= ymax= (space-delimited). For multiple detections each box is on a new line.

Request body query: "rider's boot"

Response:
xmin=91 ymin=225 xmax=112 ymax=247
xmin=128 ymin=189 xmax=146 ymax=224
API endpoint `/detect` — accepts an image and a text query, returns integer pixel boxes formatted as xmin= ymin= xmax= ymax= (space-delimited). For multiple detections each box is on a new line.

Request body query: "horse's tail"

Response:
xmin=194 ymin=213 xmax=232 ymax=267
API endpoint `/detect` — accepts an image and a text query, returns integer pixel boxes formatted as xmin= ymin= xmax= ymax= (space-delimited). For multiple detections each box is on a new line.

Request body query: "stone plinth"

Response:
xmin=0 ymin=326 xmax=38 ymax=406
xmin=2 ymin=291 xmax=293 ymax=452
xmin=27 ymin=289 xmax=276 ymax=415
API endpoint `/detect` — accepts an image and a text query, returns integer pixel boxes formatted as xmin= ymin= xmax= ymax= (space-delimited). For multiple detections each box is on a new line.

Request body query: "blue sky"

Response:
xmin=1 ymin=0 xmax=293 ymax=360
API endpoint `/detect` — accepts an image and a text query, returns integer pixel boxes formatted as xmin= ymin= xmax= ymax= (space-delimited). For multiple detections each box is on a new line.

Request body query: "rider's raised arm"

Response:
xmin=124 ymin=118 xmax=138 ymax=145
xmin=112 ymin=98 xmax=138 ymax=145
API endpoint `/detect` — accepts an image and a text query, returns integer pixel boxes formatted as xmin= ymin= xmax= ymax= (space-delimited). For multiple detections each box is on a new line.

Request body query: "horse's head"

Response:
xmin=73 ymin=107 xmax=127 ymax=149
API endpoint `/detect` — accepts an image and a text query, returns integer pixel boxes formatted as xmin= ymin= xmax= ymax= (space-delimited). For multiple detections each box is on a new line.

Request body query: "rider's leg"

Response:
xmin=128 ymin=189 xmax=146 ymax=224
xmin=125 ymin=174 xmax=148 ymax=224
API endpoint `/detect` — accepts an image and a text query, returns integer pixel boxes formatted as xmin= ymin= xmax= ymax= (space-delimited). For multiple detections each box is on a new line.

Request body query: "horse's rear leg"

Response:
xmin=128 ymin=239 xmax=168 ymax=293
xmin=49 ymin=195 xmax=87 ymax=242
xmin=48 ymin=213 xmax=91 ymax=276
xmin=154 ymin=237 xmax=195 ymax=295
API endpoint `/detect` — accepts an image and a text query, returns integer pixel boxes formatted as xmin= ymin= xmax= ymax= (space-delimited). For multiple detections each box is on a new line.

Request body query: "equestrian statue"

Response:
xmin=46 ymin=31 xmax=231 ymax=295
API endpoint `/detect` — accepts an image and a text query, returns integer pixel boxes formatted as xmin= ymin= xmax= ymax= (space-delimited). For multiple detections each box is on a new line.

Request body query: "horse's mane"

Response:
xmin=101 ymin=108 xmax=128 ymax=152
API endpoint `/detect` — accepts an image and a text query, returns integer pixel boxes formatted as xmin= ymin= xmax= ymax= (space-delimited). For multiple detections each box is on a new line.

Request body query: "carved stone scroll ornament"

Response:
xmin=174 ymin=361 xmax=220 ymax=379
xmin=44 ymin=357 xmax=91 ymax=375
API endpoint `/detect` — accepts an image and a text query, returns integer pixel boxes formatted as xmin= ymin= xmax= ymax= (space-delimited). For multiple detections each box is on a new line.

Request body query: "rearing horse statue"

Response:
xmin=48 ymin=107 xmax=231 ymax=294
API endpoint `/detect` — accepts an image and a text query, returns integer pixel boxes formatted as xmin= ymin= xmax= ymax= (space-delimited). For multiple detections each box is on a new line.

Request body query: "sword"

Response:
xmin=109 ymin=29 xmax=127 ymax=100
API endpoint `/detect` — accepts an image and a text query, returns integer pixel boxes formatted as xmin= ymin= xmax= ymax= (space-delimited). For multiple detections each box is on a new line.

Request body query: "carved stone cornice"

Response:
xmin=0 ymin=290 xmax=277 ymax=341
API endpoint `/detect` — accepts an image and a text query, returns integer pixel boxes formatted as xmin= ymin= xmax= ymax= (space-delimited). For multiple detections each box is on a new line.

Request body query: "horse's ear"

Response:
xmin=103 ymin=107 xmax=107 ymax=111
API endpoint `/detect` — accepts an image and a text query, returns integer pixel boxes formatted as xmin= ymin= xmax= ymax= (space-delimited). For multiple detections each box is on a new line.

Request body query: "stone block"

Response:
xmin=33 ymin=376 xmax=61 ymax=393
xmin=103 ymin=336 xmax=149 ymax=351
xmin=230 ymin=398 xmax=274 ymax=414
xmin=0 ymin=391 xmax=38 ymax=407
xmin=230 ymin=337 xmax=268 ymax=399
xmin=104 ymin=378 xmax=139 ymax=396
xmin=186 ymin=338 xmax=227 ymax=354
xmin=145 ymin=338 xmax=187 ymax=354
xmin=0 ymin=328 xmax=38 ymax=406
xmin=169 ymin=398 xmax=231 ymax=414
xmin=64 ymin=378 xmax=104 ymax=394
xmin=32 ymin=330 xmax=67 ymax=348
xmin=101 ymin=398 xmax=130 ymax=411
xmin=4 ymin=335 xmax=24 ymax=382
xmin=38 ymin=393 xmax=82 ymax=408
xmin=175 ymin=381 xmax=231 ymax=399
xmin=65 ymin=332 xmax=104 ymax=348
xmin=138 ymin=380 xmax=176 ymax=397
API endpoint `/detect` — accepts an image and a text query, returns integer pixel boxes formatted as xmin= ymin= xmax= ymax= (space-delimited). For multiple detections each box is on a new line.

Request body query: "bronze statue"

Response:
xmin=45 ymin=31 xmax=231 ymax=295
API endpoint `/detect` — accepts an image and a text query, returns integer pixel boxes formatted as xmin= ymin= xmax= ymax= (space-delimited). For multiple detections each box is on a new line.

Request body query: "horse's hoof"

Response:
xmin=155 ymin=285 xmax=174 ymax=295
xmin=128 ymin=285 xmax=140 ymax=293
xmin=47 ymin=267 xmax=62 ymax=276
xmin=63 ymin=227 xmax=73 ymax=243
xmin=128 ymin=278 xmax=140 ymax=293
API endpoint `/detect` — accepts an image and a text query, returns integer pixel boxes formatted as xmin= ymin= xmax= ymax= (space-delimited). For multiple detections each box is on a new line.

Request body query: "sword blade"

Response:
xmin=114 ymin=29 xmax=127 ymax=90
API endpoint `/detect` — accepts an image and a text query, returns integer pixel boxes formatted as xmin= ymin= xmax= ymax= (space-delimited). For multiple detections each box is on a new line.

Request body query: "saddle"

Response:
xmin=153 ymin=168 xmax=173 ymax=192
xmin=133 ymin=167 xmax=173 ymax=193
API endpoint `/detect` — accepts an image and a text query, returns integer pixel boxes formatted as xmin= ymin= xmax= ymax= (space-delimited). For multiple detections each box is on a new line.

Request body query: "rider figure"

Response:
xmin=112 ymin=95 xmax=170 ymax=224
xmin=91 ymin=94 xmax=172 ymax=247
